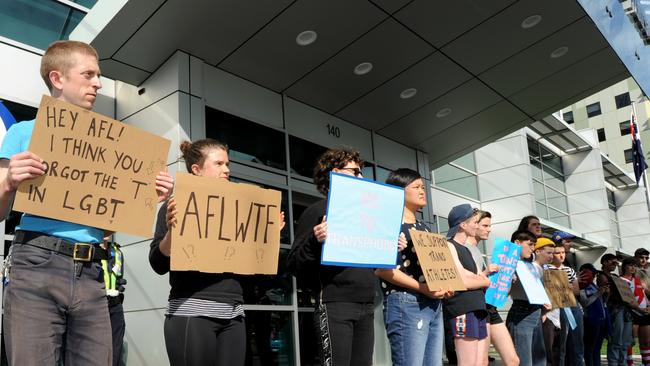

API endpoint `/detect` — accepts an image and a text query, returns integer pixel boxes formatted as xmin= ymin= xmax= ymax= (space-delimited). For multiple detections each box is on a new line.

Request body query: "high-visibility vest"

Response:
xmin=101 ymin=243 xmax=124 ymax=297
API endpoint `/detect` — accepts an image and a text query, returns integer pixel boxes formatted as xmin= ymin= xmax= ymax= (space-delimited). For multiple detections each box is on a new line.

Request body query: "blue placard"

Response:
xmin=516 ymin=261 xmax=552 ymax=305
xmin=485 ymin=238 xmax=522 ymax=308
xmin=321 ymin=172 xmax=404 ymax=268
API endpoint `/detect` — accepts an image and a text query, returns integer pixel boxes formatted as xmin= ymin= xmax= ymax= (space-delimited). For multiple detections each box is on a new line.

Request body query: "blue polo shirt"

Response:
xmin=0 ymin=120 xmax=103 ymax=244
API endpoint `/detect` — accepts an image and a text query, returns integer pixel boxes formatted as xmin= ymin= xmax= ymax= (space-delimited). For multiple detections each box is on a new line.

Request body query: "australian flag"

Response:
xmin=631 ymin=105 xmax=647 ymax=184
xmin=0 ymin=100 xmax=16 ymax=146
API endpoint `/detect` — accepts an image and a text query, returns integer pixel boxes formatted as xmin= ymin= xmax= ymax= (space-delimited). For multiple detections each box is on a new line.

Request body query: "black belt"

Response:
xmin=13 ymin=230 xmax=107 ymax=262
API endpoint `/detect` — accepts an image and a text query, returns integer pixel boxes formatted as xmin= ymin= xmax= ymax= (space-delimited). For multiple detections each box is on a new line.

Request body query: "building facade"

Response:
xmin=1 ymin=1 xmax=650 ymax=365
xmin=559 ymin=77 xmax=650 ymax=174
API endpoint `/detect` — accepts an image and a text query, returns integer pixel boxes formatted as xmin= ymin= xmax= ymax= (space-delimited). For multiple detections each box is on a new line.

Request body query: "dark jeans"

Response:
xmin=584 ymin=316 xmax=608 ymax=366
xmin=542 ymin=317 xmax=567 ymax=366
xmin=317 ymin=301 xmax=374 ymax=366
xmin=164 ymin=315 xmax=246 ymax=366
xmin=3 ymin=243 xmax=111 ymax=366
xmin=565 ymin=306 xmax=584 ymax=366
xmin=108 ymin=298 xmax=125 ymax=366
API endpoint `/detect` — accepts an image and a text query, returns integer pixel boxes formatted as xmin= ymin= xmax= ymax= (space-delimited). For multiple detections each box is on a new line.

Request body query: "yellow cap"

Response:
xmin=534 ymin=237 xmax=555 ymax=250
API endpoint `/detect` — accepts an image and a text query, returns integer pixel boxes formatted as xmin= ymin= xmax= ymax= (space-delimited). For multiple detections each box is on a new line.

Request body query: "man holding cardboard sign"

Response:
xmin=0 ymin=41 xmax=173 ymax=366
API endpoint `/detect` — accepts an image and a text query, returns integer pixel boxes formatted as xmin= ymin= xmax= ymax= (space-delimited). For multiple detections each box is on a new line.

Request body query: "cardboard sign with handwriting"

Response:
xmin=409 ymin=229 xmax=466 ymax=291
xmin=171 ymin=172 xmax=282 ymax=275
xmin=14 ymin=95 xmax=170 ymax=236
xmin=543 ymin=269 xmax=577 ymax=308
xmin=611 ymin=276 xmax=637 ymax=305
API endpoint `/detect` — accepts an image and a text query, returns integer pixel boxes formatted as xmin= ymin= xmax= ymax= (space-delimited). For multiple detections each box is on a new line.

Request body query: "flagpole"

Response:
xmin=633 ymin=101 xmax=650 ymax=211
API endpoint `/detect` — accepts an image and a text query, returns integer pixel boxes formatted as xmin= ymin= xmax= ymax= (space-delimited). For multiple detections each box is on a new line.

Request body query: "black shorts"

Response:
xmin=486 ymin=304 xmax=503 ymax=325
xmin=632 ymin=311 xmax=650 ymax=326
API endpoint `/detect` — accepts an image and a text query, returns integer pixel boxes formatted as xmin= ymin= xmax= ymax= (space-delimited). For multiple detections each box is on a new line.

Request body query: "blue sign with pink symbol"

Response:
xmin=485 ymin=238 xmax=522 ymax=308
xmin=321 ymin=172 xmax=404 ymax=268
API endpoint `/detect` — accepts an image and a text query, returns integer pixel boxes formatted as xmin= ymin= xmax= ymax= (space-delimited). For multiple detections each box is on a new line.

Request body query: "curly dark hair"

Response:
xmin=313 ymin=148 xmax=363 ymax=195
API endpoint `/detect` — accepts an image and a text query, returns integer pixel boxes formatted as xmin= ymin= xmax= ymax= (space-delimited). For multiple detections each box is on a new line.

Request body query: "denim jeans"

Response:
xmin=584 ymin=315 xmax=608 ymax=366
xmin=607 ymin=306 xmax=633 ymax=366
xmin=3 ymin=244 xmax=112 ymax=366
xmin=507 ymin=302 xmax=546 ymax=366
xmin=565 ymin=306 xmax=585 ymax=366
xmin=384 ymin=291 xmax=444 ymax=366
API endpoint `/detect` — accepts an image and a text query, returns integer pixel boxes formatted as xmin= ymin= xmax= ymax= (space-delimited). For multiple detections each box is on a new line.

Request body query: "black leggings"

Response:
xmin=317 ymin=302 xmax=375 ymax=366
xmin=164 ymin=315 xmax=246 ymax=366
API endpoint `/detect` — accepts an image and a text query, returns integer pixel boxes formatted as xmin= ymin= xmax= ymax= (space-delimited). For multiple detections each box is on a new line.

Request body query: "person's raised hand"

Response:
xmin=4 ymin=151 xmax=46 ymax=190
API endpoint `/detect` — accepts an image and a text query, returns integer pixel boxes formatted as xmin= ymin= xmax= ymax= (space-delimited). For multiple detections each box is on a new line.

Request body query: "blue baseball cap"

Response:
xmin=551 ymin=231 xmax=575 ymax=244
xmin=446 ymin=204 xmax=476 ymax=239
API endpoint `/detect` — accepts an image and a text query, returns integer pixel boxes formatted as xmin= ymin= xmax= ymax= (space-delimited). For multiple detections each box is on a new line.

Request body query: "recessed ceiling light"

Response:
xmin=550 ymin=46 xmax=569 ymax=58
xmin=296 ymin=30 xmax=317 ymax=46
xmin=400 ymin=88 xmax=418 ymax=99
xmin=521 ymin=14 xmax=542 ymax=29
xmin=354 ymin=62 xmax=373 ymax=75
xmin=436 ymin=107 xmax=452 ymax=118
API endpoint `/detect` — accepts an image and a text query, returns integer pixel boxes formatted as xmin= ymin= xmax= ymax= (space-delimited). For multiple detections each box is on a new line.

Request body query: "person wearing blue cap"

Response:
xmin=552 ymin=231 xmax=575 ymax=254
xmin=443 ymin=204 xmax=491 ymax=366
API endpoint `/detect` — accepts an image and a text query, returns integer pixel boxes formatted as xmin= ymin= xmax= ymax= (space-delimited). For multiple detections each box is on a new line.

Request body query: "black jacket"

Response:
xmin=286 ymin=199 xmax=376 ymax=303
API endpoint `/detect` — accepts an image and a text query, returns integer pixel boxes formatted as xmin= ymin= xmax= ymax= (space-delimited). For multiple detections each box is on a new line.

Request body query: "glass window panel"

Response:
xmin=624 ymin=148 xmax=634 ymax=164
xmin=434 ymin=164 xmax=473 ymax=183
xmin=563 ymin=111 xmax=574 ymax=124
xmin=539 ymin=146 xmax=563 ymax=174
xmin=206 ymin=107 xmax=287 ymax=171
xmin=242 ymin=249 xmax=293 ymax=305
xmin=375 ymin=166 xmax=392 ymax=184
xmin=586 ymin=102 xmax=602 ymax=118
xmin=435 ymin=175 xmax=479 ymax=200
xmin=72 ymin=0 xmax=98 ymax=8
xmin=438 ymin=216 xmax=449 ymax=235
xmin=452 ymin=153 xmax=476 ymax=172
xmin=548 ymin=208 xmax=570 ymax=227
xmin=546 ymin=193 xmax=569 ymax=213
xmin=533 ymin=181 xmax=546 ymax=202
xmin=543 ymin=169 xmax=566 ymax=194
xmin=291 ymin=191 xmax=323 ymax=308
xmin=620 ymin=121 xmax=631 ymax=136
xmin=527 ymin=138 xmax=540 ymax=160
xmin=245 ymin=310 xmax=294 ymax=366
xmin=298 ymin=312 xmax=320 ymax=365
xmin=288 ymin=136 xmax=327 ymax=179
xmin=362 ymin=162 xmax=375 ymax=181
xmin=536 ymin=202 xmax=549 ymax=219
xmin=530 ymin=159 xmax=543 ymax=181
xmin=0 ymin=0 xmax=85 ymax=50
xmin=607 ymin=190 xmax=616 ymax=207
xmin=598 ymin=128 xmax=606 ymax=142
xmin=615 ymin=92 xmax=631 ymax=109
